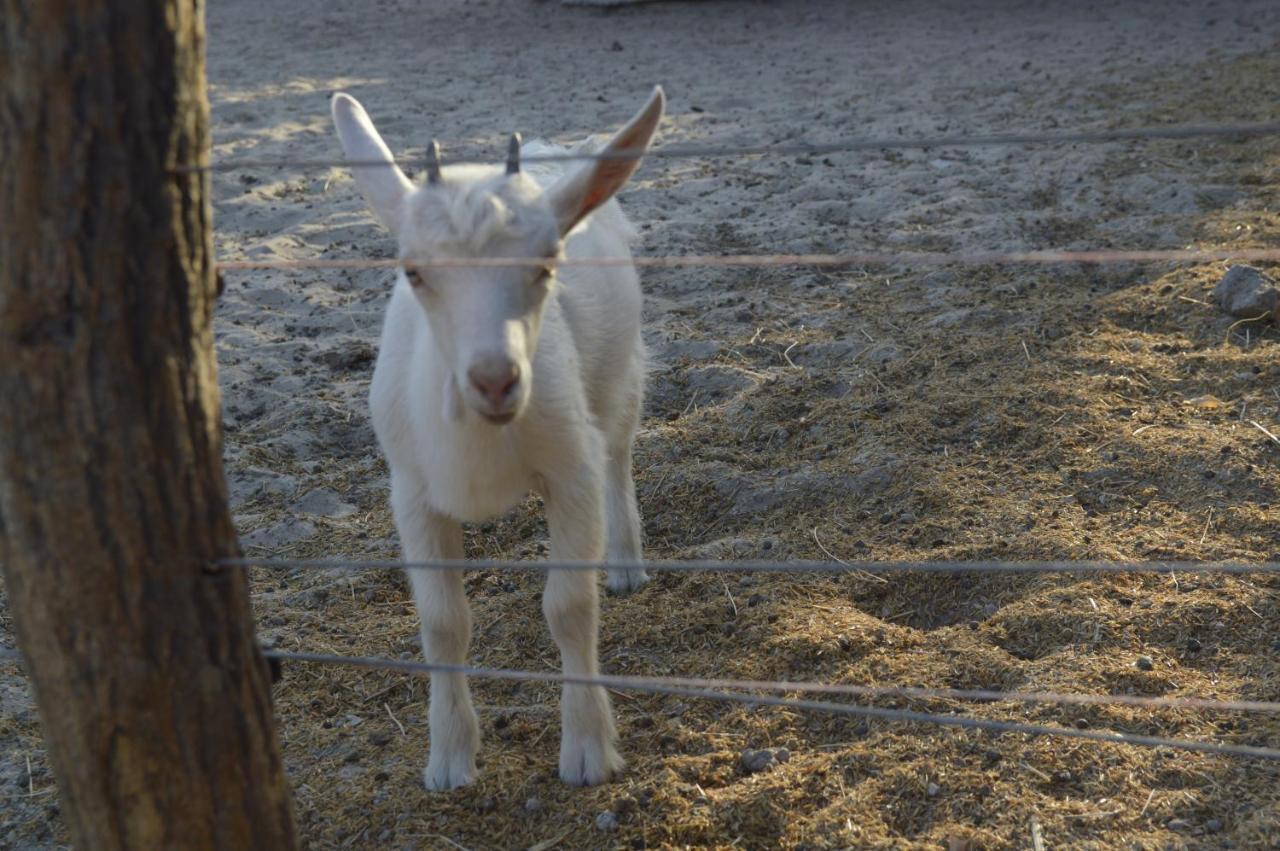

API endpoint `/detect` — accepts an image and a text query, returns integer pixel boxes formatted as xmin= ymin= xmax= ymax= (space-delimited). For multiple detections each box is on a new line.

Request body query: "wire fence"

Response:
xmin=215 ymin=247 xmax=1280 ymax=273
xmin=3 ymin=646 xmax=1276 ymax=761
xmin=261 ymin=651 xmax=1280 ymax=715
xmin=10 ymin=114 xmax=1267 ymax=774
xmin=209 ymin=119 xmax=1280 ymax=275
xmin=221 ymin=556 xmax=1280 ymax=575
xmin=177 ymin=119 xmax=1280 ymax=173
xmin=251 ymin=651 xmax=1280 ymax=762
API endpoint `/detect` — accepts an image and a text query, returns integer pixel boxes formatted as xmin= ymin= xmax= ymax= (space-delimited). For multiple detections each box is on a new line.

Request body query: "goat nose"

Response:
xmin=467 ymin=358 xmax=520 ymax=406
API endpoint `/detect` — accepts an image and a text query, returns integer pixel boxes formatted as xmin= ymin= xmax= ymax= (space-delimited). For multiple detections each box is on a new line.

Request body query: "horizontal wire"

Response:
xmin=175 ymin=120 xmax=1280 ymax=173
xmin=260 ymin=649 xmax=1280 ymax=761
xmin=215 ymin=247 xmax=1280 ymax=272
xmin=2 ymin=645 xmax=1273 ymax=716
xmin=219 ymin=557 xmax=1280 ymax=575
xmin=6 ymin=640 xmax=1276 ymax=761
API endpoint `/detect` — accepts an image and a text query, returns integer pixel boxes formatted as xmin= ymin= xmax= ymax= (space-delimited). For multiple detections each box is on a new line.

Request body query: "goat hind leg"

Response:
xmin=604 ymin=443 xmax=648 ymax=594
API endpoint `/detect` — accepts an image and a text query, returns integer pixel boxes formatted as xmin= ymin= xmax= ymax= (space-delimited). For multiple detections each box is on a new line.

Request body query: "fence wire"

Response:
xmin=216 ymin=246 xmax=1280 ymax=272
xmin=267 ymin=651 xmax=1280 ymax=716
xmin=257 ymin=649 xmax=1280 ymax=761
xmin=7 ymin=622 xmax=1279 ymax=763
xmin=6 ymin=644 xmax=1275 ymax=718
xmin=220 ymin=557 xmax=1280 ymax=575
xmin=177 ymin=119 xmax=1280 ymax=173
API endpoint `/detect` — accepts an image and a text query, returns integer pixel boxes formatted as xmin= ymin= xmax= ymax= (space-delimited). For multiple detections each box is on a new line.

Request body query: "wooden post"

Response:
xmin=0 ymin=2 xmax=298 ymax=848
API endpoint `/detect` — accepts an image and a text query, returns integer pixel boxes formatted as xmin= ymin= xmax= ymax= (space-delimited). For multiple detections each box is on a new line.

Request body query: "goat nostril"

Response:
xmin=468 ymin=362 xmax=520 ymax=406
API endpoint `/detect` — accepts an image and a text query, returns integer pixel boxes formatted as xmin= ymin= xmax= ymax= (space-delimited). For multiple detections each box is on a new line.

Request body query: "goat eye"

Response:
xmin=404 ymin=267 xmax=425 ymax=288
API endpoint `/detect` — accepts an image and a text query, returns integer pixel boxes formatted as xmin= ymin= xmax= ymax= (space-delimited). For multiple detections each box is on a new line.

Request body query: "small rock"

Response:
xmin=1186 ymin=638 xmax=1203 ymax=653
xmin=524 ymin=796 xmax=542 ymax=813
xmin=1206 ymin=818 xmax=1224 ymax=833
xmin=926 ymin=308 xmax=972 ymax=329
xmin=1213 ymin=265 xmax=1279 ymax=320
xmin=1167 ymin=818 xmax=1191 ymax=831
xmin=1195 ymin=185 xmax=1245 ymax=210
xmin=651 ymin=338 xmax=722 ymax=364
xmin=317 ymin=341 xmax=376 ymax=373
xmin=242 ymin=519 xmax=317 ymax=549
xmin=595 ymin=810 xmax=619 ymax=832
xmin=1136 ymin=655 xmax=1155 ymax=671
xmin=741 ymin=747 xmax=788 ymax=774
xmin=926 ymin=782 xmax=941 ymax=797
xmin=293 ymin=488 xmax=358 ymax=518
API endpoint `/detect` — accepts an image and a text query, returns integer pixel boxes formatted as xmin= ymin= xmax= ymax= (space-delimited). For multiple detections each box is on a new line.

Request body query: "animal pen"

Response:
xmin=2 ymin=1 xmax=1279 ymax=849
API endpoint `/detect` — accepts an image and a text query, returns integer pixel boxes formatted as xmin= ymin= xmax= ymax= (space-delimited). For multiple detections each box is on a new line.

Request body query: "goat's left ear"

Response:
xmin=547 ymin=86 xmax=665 ymax=237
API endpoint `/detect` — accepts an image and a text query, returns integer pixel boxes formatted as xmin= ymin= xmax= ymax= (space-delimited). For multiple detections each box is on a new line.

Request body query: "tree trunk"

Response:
xmin=0 ymin=2 xmax=298 ymax=848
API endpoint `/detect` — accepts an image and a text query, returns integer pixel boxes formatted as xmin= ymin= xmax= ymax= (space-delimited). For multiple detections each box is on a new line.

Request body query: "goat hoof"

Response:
xmin=424 ymin=756 xmax=477 ymax=791
xmin=560 ymin=738 xmax=624 ymax=786
xmin=606 ymin=566 xmax=650 ymax=595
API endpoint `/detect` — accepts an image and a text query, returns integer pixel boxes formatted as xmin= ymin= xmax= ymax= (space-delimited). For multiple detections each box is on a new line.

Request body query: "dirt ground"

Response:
xmin=4 ymin=0 xmax=1280 ymax=848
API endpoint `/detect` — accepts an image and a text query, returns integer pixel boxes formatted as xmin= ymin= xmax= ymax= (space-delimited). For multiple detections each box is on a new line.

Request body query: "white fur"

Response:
xmin=331 ymin=88 xmax=664 ymax=790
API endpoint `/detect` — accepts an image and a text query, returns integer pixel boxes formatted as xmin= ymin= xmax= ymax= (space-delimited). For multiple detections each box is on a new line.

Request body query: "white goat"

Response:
xmin=330 ymin=87 xmax=664 ymax=790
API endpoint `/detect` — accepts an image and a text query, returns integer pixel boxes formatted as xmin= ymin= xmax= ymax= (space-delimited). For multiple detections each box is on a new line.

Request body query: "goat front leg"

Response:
xmin=393 ymin=477 xmax=479 ymax=791
xmin=543 ymin=459 xmax=622 ymax=785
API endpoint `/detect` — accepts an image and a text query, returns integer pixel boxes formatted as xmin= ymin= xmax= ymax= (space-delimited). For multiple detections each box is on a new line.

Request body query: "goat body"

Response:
xmin=331 ymin=88 xmax=664 ymax=789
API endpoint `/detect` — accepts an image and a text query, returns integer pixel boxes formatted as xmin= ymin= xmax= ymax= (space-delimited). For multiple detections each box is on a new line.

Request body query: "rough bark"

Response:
xmin=0 ymin=2 xmax=298 ymax=848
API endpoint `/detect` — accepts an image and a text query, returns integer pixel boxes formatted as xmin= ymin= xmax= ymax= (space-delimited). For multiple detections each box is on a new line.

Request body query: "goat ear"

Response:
xmin=547 ymin=86 xmax=665 ymax=237
xmin=331 ymin=93 xmax=414 ymax=236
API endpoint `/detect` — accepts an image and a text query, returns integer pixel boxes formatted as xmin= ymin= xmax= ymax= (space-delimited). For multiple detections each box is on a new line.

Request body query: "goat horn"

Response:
xmin=506 ymin=132 xmax=522 ymax=175
xmin=425 ymin=140 xmax=442 ymax=184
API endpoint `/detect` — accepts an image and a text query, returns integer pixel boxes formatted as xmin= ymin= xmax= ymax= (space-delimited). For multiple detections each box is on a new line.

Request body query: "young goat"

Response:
xmin=330 ymin=87 xmax=664 ymax=790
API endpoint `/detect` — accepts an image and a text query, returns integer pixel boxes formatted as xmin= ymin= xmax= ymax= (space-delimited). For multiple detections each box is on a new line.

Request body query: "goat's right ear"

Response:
xmin=331 ymin=93 xmax=413 ymax=236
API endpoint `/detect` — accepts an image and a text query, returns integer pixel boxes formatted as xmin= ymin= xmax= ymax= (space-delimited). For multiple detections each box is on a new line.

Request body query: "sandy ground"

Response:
xmin=4 ymin=0 xmax=1280 ymax=848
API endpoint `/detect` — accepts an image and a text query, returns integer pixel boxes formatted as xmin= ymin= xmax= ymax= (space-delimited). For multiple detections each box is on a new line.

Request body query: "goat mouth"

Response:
xmin=480 ymin=411 xmax=516 ymax=425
